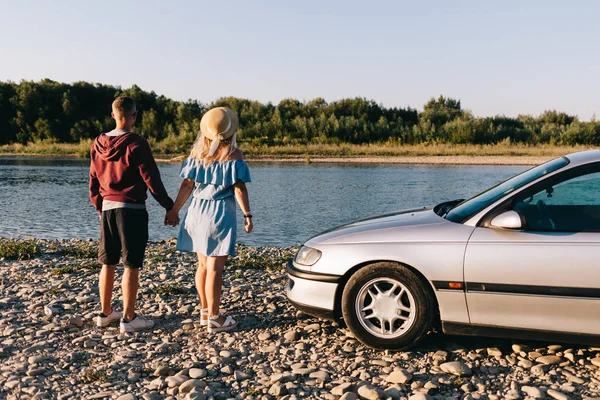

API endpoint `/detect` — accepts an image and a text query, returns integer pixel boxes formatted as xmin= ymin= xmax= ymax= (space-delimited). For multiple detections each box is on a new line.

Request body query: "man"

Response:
xmin=89 ymin=96 xmax=174 ymax=333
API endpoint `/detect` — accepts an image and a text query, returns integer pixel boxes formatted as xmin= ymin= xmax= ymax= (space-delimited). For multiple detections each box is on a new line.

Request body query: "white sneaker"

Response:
xmin=120 ymin=315 xmax=154 ymax=333
xmin=96 ymin=311 xmax=122 ymax=327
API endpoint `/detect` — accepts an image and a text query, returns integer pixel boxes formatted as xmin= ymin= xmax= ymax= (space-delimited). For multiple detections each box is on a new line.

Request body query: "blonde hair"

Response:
xmin=112 ymin=96 xmax=136 ymax=116
xmin=189 ymin=133 xmax=237 ymax=165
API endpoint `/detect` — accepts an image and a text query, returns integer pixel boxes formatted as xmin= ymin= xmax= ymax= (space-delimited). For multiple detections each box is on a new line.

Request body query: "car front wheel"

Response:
xmin=341 ymin=262 xmax=435 ymax=349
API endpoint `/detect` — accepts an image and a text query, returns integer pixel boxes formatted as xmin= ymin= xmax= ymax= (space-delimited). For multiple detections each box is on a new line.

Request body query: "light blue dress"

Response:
xmin=176 ymin=157 xmax=251 ymax=256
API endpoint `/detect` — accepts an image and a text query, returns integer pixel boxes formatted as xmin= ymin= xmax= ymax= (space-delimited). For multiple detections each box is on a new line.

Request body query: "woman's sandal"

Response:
xmin=200 ymin=308 xmax=208 ymax=327
xmin=207 ymin=312 xmax=237 ymax=333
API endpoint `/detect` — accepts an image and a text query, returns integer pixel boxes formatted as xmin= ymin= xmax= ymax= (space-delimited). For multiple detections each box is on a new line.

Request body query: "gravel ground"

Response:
xmin=1 ymin=239 xmax=600 ymax=400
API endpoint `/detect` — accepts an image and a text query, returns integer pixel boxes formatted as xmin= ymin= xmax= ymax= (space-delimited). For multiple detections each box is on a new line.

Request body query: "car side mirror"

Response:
xmin=490 ymin=211 xmax=523 ymax=229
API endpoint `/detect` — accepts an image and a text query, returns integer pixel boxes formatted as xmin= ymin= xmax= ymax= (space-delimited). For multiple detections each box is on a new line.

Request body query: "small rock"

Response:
xmin=117 ymin=395 xmax=137 ymax=400
xmin=440 ymin=361 xmax=472 ymax=376
xmin=522 ymin=386 xmax=545 ymax=399
xmin=487 ymin=347 xmax=502 ymax=357
xmin=547 ymin=389 xmax=569 ymax=400
xmin=386 ymin=369 xmax=413 ymax=384
xmin=357 ymin=384 xmax=381 ymax=400
xmin=189 ymin=368 xmax=207 ymax=379
xmin=233 ymin=370 xmax=251 ymax=381
xmin=44 ymin=305 xmax=59 ymax=316
xmin=154 ymin=366 xmax=170 ymax=377
xmin=408 ymin=394 xmax=433 ymax=400
xmin=309 ymin=370 xmax=330 ymax=382
xmin=536 ymin=355 xmax=562 ymax=365
xmin=303 ymin=323 xmax=321 ymax=331
xmin=284 ymin=329 xmax=299 ymax=341
xmin=332 ymin=382 xmax=353 ymax=395
xmin=179 ymin=379 xmax=204 ymax=394
xmin=27 ymin=368 xmax=46 ymax=376
xmin=67 ymin=316 xmax=83 ymax=327
xmin=268 ymin=382 xmax=287 ymax=397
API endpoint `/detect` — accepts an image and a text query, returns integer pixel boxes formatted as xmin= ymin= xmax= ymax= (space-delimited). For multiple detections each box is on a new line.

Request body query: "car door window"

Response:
xmin=511 ymin=169 xmax=600 ymax=232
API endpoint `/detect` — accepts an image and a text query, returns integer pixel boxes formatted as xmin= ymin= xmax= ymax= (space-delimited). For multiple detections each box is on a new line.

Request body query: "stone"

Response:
xmin=269 ymin=382 xmax=287 ymax=397
xmin=440 ymin=361 xmax=472 ymax=376
xmin=487 ymin=348 xmax=502 ymax=357
xmin=357 ymin=384 xmax=381 ymax=400
xmin=179 ymin=379 xmax=205 ymax=394
xmin=185 ymin=393 xmax=206 ymax=400
xmin=284 ymin=329 xmax=299 ymax=341
xmin=547 ymin=389 xmax=569 ymax=400
xmin=522 ymin=386 xmax=545 ymax=399
xmin=154 ymin=366 xmax=170 ymax=376
xmin=340 ymin=393 xmax=359 ymax=400
xmin=518 ymin=359 xmax=533 ymax=369
xmin=166 ymin=375 xmax=188 ymax=388
xmin=309 ymin=370 xmax=330 ymax=382
xmin=383 ymin=385 xmax=403 ymax=399
xmin=386 ymin=368 xmax=412 ymax=384
xmin=233 ymin=370 xmax=250 ymax=381
xmin=331 ymin=382 xmax=353 ymax=395
xmin=258 ymin=332 xmax=271 ymax=341
xmin=408 ymin=394 xmax=433 ymax=400
xmin=28 ymin=356 xmax=45 ymax=364
xmin=67 ymin=316 xmax=83 ymax=327
xmin=591 ymin=358 xmax=600 ymax=367
xmin=512 ymin=344 xmax=530 ymax=353
xmin=536 ymin=355 xmax=563 ymax=365
xmin=303 ymin=323 xmax=321 ymax=331
xmin=27 ymin=368 xmax=46 ymax=376
xmin=189 ymin=368 xmax=207 ymax=379
xmin=44 ymin=305 xmax=59 ymax=316
xmin=116 ymin=395 xmax=137 ymax=400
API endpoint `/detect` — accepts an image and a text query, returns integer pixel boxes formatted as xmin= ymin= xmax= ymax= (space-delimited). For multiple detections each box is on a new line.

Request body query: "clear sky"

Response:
xmin=1 ymin=0 xmax=598 ymax=119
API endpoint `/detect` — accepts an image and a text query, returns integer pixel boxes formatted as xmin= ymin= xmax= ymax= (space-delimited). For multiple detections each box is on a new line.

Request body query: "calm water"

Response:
xmin=0 ymin=158 xmax=526 ymax=247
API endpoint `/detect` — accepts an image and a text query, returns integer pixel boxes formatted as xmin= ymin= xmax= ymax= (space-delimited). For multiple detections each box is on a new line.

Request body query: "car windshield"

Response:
xmin=445 ymin=156 xmax=570 ymax=223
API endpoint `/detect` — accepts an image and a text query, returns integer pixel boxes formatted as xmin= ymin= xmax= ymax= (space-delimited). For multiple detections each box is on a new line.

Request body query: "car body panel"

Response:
xmin=285 ymin=275 xmax=338 ymax=311
xmin=464 ymin=228 xmax=600 ymax=334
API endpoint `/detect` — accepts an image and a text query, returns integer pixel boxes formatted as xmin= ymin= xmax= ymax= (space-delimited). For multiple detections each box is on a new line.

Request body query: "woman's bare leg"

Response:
xmin=195 ymin=254 xmax=208 ymax=309
xmin=206 ymin=255 xmax=228 ymax=316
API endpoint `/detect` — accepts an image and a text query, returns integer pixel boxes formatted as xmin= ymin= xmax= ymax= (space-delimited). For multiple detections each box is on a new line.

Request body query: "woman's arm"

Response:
xmin=234 ymin=181 xmax=253 ymax=233
xmin=165 ymin=178 xmax=195 ymax=226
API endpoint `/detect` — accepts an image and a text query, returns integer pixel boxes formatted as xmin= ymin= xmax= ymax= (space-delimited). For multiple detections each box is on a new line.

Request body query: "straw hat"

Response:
xmin=200 ymin=107 xmax=239 ymax=141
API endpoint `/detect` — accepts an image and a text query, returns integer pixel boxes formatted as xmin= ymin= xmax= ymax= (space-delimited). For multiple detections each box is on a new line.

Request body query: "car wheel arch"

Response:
xmin=332 ymin=259 xmax=441 ymax=329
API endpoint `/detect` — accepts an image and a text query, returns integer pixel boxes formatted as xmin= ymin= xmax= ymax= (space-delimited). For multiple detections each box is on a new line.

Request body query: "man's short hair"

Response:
xmin=112 ymin=96 xmax=137 ymax=116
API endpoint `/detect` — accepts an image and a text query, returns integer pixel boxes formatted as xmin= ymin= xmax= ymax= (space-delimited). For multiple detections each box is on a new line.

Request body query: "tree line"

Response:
xmin=0 ymin=79 xmax=598 ymax=147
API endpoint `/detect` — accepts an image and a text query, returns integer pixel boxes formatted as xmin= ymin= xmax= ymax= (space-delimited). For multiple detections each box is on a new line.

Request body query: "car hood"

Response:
xmin=305 ymin=208 xmax=454 ymax=246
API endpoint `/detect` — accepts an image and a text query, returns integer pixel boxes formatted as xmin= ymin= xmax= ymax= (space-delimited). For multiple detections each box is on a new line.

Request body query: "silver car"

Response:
xmin=286 ymin=150 xmax=600 ymax=349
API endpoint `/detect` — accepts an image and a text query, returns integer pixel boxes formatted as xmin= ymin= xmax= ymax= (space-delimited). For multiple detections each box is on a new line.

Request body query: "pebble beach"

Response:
xmin=1 ymin=239 xmax=600 ymax=400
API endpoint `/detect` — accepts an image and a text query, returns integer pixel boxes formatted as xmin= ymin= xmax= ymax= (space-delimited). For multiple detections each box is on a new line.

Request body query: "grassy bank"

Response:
xmin=0 ymin=140 xmax=594 ymax=162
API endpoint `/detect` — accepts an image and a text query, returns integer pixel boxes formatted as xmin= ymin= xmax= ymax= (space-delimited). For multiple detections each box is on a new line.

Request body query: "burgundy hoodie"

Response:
xmin=89 ymin=132 xmax=174 ymax=212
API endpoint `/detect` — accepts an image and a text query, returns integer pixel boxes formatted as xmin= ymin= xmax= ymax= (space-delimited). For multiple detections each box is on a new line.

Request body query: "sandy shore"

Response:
xmin=0 ymin=152 xmax=554 ymax=165
xmin=157 ymin=155 xmax=552 ymax=166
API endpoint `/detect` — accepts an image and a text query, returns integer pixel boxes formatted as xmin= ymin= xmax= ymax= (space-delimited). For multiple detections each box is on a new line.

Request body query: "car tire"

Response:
xmin=341 ymin=262 xmax=435 ymax=349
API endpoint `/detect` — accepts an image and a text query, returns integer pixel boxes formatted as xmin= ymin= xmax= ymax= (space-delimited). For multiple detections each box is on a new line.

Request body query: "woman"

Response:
xmin=165 ymin=107 xmax=253 ymax=332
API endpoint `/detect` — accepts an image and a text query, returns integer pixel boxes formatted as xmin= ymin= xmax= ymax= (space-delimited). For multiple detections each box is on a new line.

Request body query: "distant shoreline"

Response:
xmin=1 ymin=142 xmax=592 ymax=166
xmin=0 ymin=152 xmax=552 ymax=165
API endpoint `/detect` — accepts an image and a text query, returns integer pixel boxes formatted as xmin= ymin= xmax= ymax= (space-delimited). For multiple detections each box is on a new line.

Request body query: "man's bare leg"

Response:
xmin=122 ymin=267 xmax=139 ymax=321
xmin=99 ymin=265 xmax=116 ymax=315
